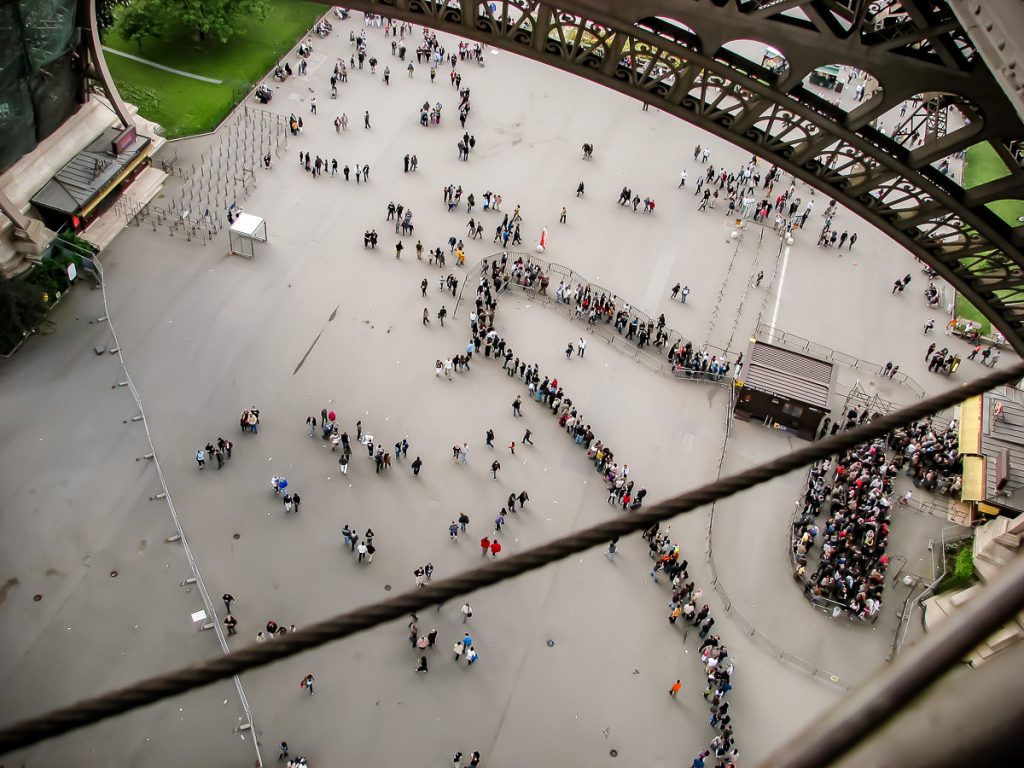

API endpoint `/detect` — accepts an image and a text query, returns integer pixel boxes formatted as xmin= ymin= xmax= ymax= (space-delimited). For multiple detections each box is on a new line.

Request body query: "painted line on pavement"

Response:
xmin=102 ymin=46 xmax=223 ymax=84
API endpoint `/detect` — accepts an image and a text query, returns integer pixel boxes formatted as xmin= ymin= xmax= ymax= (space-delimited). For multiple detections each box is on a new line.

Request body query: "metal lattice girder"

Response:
xmin=332 ymin=0 xmax=1024 ymax=350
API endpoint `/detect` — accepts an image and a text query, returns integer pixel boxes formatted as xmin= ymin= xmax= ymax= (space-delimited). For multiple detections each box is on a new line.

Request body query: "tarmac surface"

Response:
xmin=0 ymin=12 xmax=989 ymax=767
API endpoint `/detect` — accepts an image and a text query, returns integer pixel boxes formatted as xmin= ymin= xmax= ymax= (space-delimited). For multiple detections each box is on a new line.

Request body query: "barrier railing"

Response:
xmin=467 ymin=251 xmax=735 ymax=386
xmin=755 ymin=321 xmax=927 ymax=399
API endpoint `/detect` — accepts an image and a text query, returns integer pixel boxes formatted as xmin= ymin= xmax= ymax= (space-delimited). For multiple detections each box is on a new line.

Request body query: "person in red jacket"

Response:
xmin=490 ymin=539 xmax=502 ymax=557
xmin=480 ymin=536 xmax=490 ymax=556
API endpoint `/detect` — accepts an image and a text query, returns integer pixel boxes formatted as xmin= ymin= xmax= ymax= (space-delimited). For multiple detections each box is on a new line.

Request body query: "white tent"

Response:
xmin=228 ymin=212 xmax=267 ymax=259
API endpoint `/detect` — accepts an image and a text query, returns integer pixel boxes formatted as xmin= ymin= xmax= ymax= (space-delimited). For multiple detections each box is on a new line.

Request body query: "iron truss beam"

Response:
xmin=330 ymin=0 xmax=1024 ymax=352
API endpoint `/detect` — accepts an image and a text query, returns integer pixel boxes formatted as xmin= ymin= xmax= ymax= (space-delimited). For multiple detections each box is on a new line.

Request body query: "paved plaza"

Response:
xmin=0 ymin=12 xmax=994 ymax=767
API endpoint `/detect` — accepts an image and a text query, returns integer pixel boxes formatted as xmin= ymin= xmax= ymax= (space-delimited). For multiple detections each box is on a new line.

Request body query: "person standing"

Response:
xmin=223 ymin=593 xmax=234 ymax=612
xmin=196 ymin=449 xmax=206 ymax=469
xmin=491 ymin=460 xmax=501 ymax=479
xmin=560 ymin=206 xmax=567 ymax=223
xmin=302 ymin=674 xmax=315 ymax=695
xmin=224 ymin=614 xmax=237 ymax=635
xmin=485 ymin=428 xmax=494 ymax=447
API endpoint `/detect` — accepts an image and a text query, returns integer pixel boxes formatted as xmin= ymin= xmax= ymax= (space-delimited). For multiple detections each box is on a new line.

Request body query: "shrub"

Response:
xmin=940 ymin=545 xmax=975 ymax=592
xmin=0 ymin=274 xmax=48 ymax=354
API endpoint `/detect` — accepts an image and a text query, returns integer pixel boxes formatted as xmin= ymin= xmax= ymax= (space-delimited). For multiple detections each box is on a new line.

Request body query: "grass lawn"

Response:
xmin=950 ymin=141 xmax=1024 ymax=337
xmin=104 ymin=0 xmax=324 ymax=137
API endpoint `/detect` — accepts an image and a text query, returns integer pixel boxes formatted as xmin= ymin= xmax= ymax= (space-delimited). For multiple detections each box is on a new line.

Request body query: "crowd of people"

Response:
xmin=889 ymin=418 xmax=962 ymax=496
xmin=792 ymin=441 xmax=891 ymax=621
xmin=444 ymin=254 xmax=745 ymax=767
xmin=650 ymin=523 xmax=741 ymax=768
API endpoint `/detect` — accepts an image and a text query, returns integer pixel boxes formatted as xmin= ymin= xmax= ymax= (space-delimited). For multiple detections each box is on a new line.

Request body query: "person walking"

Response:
xmin=523 ymin=429 xmax=534 ymax=445
xmin=223 ymin=593 xmax=234 ymax=612
xmin=508 ymin=441 xmax=515 ymax=455
xmin=301 ymin=674 xmax=315 ymax=695
xmin=490 ymin=539 xmax=502 ymax=557
xmin=411 ymin=456 xmax=423 ymax=475
xmin=364 ymin=110 xmax=371 ymax=128
xmin=196 ymin=449 xmax=206 ymax=469
xmin=480 ymin=536 xmax=491 ymax=556
xmin=461 ymin=602 xmax=473 ymax=623
xmin=606 ymin=536 xmax=619 ymax=559
xmin=560 ymin=206 xmax=567 ymax=223
xmin=491 ymin=460 xmax=501 ymax=480
xmin=449 ymin=521 xmax=460 ymax=541
xmin=224 ymin=614 xmax=237 ymax=635
xmin=458 ymin=512 xmax=470 ymax=532
xmin=669 ymin=679 xmax=682 ymax=697
xmin=512 ymin=395 xmax=523 ymax=416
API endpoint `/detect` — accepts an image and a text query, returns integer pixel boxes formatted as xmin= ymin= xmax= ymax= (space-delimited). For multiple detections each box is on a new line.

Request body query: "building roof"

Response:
xmin=741 ymin=340 xmax=836 ymax=409
xmin=30 ymin=127 xmax=150 ymax=216
xmin=979 ymin=386 xmax=1024 ymax=514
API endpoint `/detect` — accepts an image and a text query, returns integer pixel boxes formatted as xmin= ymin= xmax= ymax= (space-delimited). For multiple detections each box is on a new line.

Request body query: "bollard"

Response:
xmin=182 ymin=576 xmax=197 ymax=585
xmin=155 ymin=491 xmax=167 ymax=500
xmin=200 ymin=622 xmax=215 ymax=631
xmin=165 ymin=534 xmax=181 ymax=543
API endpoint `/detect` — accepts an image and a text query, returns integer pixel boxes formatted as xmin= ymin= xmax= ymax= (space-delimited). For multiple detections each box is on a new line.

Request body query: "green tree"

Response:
xmin=96 ymin=0 xmax=130 ymax=39
xmin=117 ymin=0 xmax=168 ymax=54
xmin=177 ymin=0 xmax=270 ymax=43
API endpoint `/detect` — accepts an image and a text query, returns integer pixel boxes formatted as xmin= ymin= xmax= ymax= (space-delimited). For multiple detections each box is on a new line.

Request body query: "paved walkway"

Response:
xmin=0 ymin=12 xmax=997 ymax=767
xmin=101 ymin=46 xmax=223 ymax=84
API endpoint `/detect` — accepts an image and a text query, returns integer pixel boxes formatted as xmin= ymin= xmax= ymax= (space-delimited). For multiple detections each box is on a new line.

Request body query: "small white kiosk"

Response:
xmin=228 ymin=212 xmax=268 ymax=259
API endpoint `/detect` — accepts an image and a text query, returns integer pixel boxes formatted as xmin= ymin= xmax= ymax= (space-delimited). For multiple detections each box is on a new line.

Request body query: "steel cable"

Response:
xmin=1 ymin=361 xmax=1022 ymax=754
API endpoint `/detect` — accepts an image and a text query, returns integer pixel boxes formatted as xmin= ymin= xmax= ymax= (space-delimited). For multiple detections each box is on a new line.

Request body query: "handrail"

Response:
xmin=756 ymin=321 xmax=928 ymax=399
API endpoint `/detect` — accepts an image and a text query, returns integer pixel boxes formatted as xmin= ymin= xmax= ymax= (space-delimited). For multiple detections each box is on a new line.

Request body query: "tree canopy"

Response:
xmin=115 ymin=0 xmax=271 ymax=46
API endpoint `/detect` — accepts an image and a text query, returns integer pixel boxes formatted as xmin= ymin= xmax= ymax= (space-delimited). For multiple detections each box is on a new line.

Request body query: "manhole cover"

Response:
xmin=233 ymin=533 xmax=241 ymax=539
xmin=110 ymin=570 xmax=119 ymax=578
xmin=384 ymin=584 xmax=392 ymax=591
xmin=546 ymin=639 xmax=555 ymax=647
xmin=33 ymin=594 xmax=42 ymax=602
xmin=610 ymin=749 xmax=618 ymax=757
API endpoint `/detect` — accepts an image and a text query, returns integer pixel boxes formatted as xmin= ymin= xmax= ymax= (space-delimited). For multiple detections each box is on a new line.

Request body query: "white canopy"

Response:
xmin=229 ymin=212 xmax=267 ymax=240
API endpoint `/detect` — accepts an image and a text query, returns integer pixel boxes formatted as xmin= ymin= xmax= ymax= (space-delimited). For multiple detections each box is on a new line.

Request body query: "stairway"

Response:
xmin=922 ymin=514 xmax=1024 ymax=665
